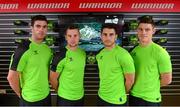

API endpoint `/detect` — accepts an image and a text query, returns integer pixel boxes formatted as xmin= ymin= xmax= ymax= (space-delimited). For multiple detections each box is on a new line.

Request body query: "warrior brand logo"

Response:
xmin=0 ymin=1 xmax=178 ymax=12
xmin=0 ymin=4 xmax=18 ymax=9
xmin=33 ymin=50 xmax=38 ymax=55
xmin=79 ymin=3 xmax=122 ymax=8
xmin=131 ymin=3 xmax=174 ymax=9
xmin=100 ymin=56 xmax=103 ymax=60
xmin=27 ymin=3 xmax=70 ymax=9
xmin=69 ymin=57 xmax=73 ymax=62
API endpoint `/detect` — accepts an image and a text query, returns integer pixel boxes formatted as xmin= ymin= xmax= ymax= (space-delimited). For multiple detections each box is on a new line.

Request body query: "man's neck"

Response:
xmin=105 ymin=44 xmax=116 ymax=50
xmin=31 ymin=37 xmax=43 ymax=44
xmin=67 ymin=45 xmax=77 ymax=51
xmin=140 ymin=40 xmax=153 ymax=47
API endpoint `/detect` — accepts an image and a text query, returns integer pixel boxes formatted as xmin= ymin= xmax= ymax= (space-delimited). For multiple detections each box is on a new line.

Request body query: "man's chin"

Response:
xmin=69 ymin=44 xmax=78 ymax=47
xmin=37 ymin=36 xmax=45 ymax=39
xmin=140 ymin=39 xmax=149 ymax=43
xmin=104 ymin=42 xmax=114 ymax=46
xmin=104 ymin=44 xmax=114 ymax=48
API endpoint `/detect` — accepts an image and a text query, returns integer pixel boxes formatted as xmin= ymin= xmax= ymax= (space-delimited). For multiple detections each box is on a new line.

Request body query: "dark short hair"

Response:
xmin=31 ymin=15 xmax=48 ymax=26
xmin=138 ymin=16 xmax=155 ymax=27
xmin=101 ymin=23 xmax=118 ymax=35
xmin=65 ymin=24 xmax=80 ymax=35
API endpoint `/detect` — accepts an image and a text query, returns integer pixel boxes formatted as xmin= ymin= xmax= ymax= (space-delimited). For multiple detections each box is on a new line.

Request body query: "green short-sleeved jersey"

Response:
xmin=51 ymin=47 xmax=86 ymax=100
xmin=96 ymin=45 xmax=135 ymax=104
xmin=9 ymin=38 xmax=52 ymax=102
xmin=130 ymin=42 xmax=172 ymax=102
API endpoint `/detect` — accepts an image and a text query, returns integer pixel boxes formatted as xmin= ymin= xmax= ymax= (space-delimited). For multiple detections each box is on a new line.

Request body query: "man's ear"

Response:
xmin=100 ymin=34 xmax=102 ymax=40
xmin=115 ymin=34 xmax=118 ymax=40
xmin=30 ymin=26 xmax=33 ymax=32
xmin=65 ymin=35 xmax=67 ymax=40
xmin=152 ymin=27 xmax=156 ymax=35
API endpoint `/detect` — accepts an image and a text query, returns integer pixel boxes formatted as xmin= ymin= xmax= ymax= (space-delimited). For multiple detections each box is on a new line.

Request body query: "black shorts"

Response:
xmin=97 ymin=95 xmax=127 ymax=106
xmin=20 ymin=93 xmax=51 ymax=106
xmin=129 ymin=95 xmax=160 ymax=106
xmin=57 ymin=95 xmax=84 ymax=106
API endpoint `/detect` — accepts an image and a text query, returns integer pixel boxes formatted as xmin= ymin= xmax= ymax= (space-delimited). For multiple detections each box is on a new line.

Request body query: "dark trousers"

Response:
xmin=57 ymin=96 xmax=84 ymax=106
xmin=97 ymin=96 xmax=127 ymax=106
xmin=129 ymin=95 xmax=160 ymax=106
xmin=20 ymin=93 xmax=51 ymax=106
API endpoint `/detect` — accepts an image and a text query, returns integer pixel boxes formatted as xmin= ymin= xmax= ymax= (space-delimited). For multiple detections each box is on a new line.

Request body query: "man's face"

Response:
xmin=31 ymin=20 xmax=48 ymax=41
xmin=137 ymin=23 xmax=155 ymax=46
xmin=66 ymin=29 xmax=80 ymax=48
xmin=101 ymin=28 xmax=117 ymax=48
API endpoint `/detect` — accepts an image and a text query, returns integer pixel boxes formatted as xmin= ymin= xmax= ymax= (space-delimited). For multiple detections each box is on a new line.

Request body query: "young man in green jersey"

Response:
xmin=50 ymin=25 xmax=86 ymax=106
xmin=129 ymin=17 xmax=172 ymax=106
xmin=7 ymin=15 xmax=52 ymax=106
xmin=96 ymin=23 xmax=135 ymax=106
